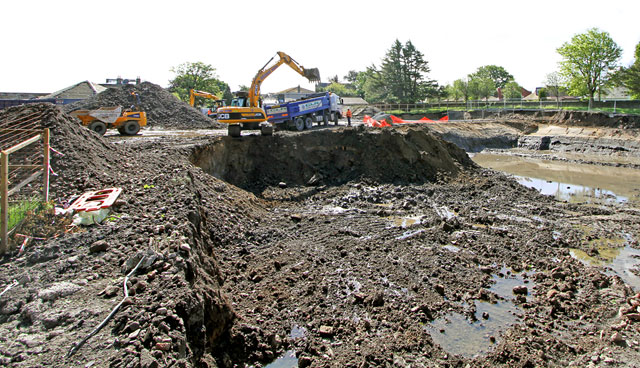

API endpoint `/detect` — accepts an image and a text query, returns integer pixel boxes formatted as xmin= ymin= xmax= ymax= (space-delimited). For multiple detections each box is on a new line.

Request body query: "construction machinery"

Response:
xmin=189 ymin=89 xmax=225 ymax=119
xmin=69 ymin=92 xmax=147 ymax=136
xmin=216 ymin=51 xmax=321 ymax=137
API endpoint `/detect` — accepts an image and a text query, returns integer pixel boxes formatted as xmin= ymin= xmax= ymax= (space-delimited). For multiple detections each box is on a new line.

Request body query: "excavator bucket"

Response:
xmin=303 ymin=68 xmax=321 ymax=83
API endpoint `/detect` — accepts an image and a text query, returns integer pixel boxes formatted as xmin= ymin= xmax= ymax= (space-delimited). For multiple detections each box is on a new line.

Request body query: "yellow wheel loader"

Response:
xmin=69 ymin=92 xmax=147 ymax=136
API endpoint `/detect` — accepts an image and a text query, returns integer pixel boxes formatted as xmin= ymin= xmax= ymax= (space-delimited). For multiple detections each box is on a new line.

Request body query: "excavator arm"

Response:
xmin=189 ymin=89 xmax=221 ymax=106
xmin=247 ymin=51 xmax=320 ymax=107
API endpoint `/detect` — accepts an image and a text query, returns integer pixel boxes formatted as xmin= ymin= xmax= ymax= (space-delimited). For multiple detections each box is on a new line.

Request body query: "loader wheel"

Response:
xmin=304 ymin=116 xmax=313 ymax=130
xmin=228 ymin=124 xmax=241 ymax=137
xmin=294 ymin=117 xmax=305 ymax=131
xmin=323 ymin=112 xmax=329 ymax=126
xmin=88 ymin=121 xmax=107 ymax=135
xmin=121 ymin=121 xmax=140 ymax=135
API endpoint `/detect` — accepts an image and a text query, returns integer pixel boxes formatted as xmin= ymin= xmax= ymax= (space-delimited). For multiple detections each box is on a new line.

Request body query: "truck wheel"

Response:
xmin=260 ymin=125 xmax=273 ymax=136
xmin=228 ymin=124 xmax=241 ymax=137
xmin=304 ymin=116 xmax=313 ymax=130
xmin=294 ymin=117 xmax=305 ymax=131
xmin=122 ymin=121 xmax=140 ymax=135
xmin=88 ymin=121 xmax=107 ymax=135
xmin=333 ymin=113 xmax=339 ymax=125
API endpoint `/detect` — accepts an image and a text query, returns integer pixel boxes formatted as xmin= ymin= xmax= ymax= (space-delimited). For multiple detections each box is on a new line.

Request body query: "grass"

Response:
xmin=7 ymin=198 xmax=42 ymax=232
xmin=385 ymin=106 xmax=640 ymax=116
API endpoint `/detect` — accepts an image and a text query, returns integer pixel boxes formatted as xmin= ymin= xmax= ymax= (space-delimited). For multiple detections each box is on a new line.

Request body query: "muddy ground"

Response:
xmin=1 ymin=104 xmax=640 ymax=368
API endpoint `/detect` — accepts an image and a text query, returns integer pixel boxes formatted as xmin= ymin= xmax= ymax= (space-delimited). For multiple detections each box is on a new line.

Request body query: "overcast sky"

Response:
xmin=2 ymin=0 xmax=639 ymax=95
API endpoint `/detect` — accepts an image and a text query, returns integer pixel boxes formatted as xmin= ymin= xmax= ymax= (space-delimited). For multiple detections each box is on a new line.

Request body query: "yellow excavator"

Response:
xmin=216 ymin=51 xmax=320 ymax=137
xmin=189 ymin=89 xmax=225 ymax=119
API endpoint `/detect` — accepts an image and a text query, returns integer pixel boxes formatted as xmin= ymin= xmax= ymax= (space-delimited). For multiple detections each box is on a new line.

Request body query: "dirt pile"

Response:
xmin=63 ymin=82 xmax=224 ymax=129
xmin=549 ymin=110 xmax=640 ymax=129
xmin=191 ymin=125 xmax=475 ymax=193
xmin=0 ymin=103 xmax=260 ymax=366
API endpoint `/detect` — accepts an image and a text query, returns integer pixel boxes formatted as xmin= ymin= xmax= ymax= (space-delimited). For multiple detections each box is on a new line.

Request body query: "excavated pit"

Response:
xmin=190 ymin=126 xmax=476 ymax=193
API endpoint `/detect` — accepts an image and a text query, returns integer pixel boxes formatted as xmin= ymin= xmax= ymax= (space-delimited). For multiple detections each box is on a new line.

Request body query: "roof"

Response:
xmin=0 ymin=92 xmax=49 ymax=100
xmin=342 ymin=97 xmax=369 ymax=105
xmin=38 ymin=81 xmax=107 ymax=100
xmin=274 ymin=86 xmax=315 ymax=95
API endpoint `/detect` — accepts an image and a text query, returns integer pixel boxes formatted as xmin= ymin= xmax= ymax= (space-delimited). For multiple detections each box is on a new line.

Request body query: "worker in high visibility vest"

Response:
xmin=346 ymin=108 xmax=352 ymax=126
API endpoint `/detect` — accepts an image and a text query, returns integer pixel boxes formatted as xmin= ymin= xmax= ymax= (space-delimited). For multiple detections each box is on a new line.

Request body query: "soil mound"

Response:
xmin=63 ymin=82 xmax=224 ymax=129
xmin=550 ymin=110 xmax=640 ymax=129
xmin=191 ymin=125 xmax=476 ymax=193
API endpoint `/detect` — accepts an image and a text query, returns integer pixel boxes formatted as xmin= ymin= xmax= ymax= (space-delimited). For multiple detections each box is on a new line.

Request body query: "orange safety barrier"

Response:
xmin=363 ymin=114 xmax=448 ymax=127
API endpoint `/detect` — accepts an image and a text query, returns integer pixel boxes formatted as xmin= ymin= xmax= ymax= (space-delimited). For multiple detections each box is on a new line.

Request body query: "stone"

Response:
xmin=89 ymin=240 xmax=109 ymax=253
xmin=155 ymin=342 xmax=171 ymax=351
xmin=156 ymin=307 xmax=168 ymax=315
xmin=611 ymin=332 xmax=624 ymax=344
xmin=179 ymin=243 xmax=191 ymax=252
xmin=434 ymin=284 xmax=445 ymax=296
xmin=129 ymin=329 xmax=141 ymax=340
xmin=512 ymin=286 xmax=528 ymax=295
xmin=318 ymin=325 xmax=334 ymax=337
xmin=278 ymin=182 xmax=287 ymax=189
xmin=38 ymin=282 xmax=82 ymax=301
xmin=140 ymin=349 xmax=159 ymax=368
xmin=298 ymin=356 xmax=312 ymax=368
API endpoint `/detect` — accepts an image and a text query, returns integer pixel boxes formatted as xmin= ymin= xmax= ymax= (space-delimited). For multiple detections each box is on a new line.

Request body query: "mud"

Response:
xmin=64 ymin=82 xmax=224 ymax=129
xmin=1 ymin=104 xmax=640 ymax=368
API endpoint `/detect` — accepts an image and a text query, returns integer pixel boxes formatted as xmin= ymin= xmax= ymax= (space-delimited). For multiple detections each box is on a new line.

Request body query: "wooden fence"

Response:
xmin=0 ymin=128 xmax=50 ymax=254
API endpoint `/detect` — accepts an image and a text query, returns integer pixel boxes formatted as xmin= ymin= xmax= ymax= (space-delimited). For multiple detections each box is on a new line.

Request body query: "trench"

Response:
xmin=189 ymin=127 xmax=473 ymax=194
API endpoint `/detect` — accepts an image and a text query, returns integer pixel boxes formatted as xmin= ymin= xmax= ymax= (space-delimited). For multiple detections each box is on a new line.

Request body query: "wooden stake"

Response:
xmin=43 ymin=128 xmax=50 ymax=202
xmin=1 ymin=151 xmax=8 ymax=255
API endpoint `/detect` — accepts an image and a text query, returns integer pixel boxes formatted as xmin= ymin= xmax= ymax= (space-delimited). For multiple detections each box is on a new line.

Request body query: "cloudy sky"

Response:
xmin=2 ymin=0 xmax=638 ymax=95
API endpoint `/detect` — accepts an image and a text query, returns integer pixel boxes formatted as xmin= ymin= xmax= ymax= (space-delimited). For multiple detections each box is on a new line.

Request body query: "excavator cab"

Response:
xmin=231 ymin=91 xmax=250 ymax=107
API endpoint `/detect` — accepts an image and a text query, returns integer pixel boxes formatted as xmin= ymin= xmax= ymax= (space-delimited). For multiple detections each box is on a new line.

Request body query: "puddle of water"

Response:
xmin=443 ymin=244 xmax=461 ymax=253
xmin=388 ymin=215 xmax=422 ymax=228
xmin=570 ymin=244 xmax=640 ymax=290
xmin=265 ymin=350 xmax=298 ymax=368
xmin=321 ymin=205 xmax=349 ymax=214
xmin=290 ymin=325 xmax=307 ymax=339
xmin=427 ymin=267 xmax=533 ymax=358
xmin=516 ymin=176 xmax=627 ymax=204
xmin=396 ymin=229 xmax=425 ymax=240
xmin=472 ymin=153 xmax=640 ymax=205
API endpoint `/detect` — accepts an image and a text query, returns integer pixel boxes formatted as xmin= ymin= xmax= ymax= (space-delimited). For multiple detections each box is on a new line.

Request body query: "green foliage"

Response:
xmin=8 ymin=198 xmax=42 ymax=231
xmin=503 ymin=81 xmax=522 ymax=99
xmin=168 ymin=62 xmax=231 ymax=105
xmin=544 ymin=72 xmax=566 ymax=101
xmin=468 ymin=74 xmax=495 ymax=101
xmin=451 ymin=79 xmax=470 ymax=102
xmin=379 ymin=39 xmax=439 ymax=103
xmin=557 ymin=28 xmax=622 ymax=102
xmin=538 ymin=88 xmax=548 ymax=100
xmin=470 ymin=65 xmax=514 ymax=89
xmin=318 ymin=82 xmax=359 ymax=97
xmin=344 ymin=70 xmax=359 ymax=83
xmin=615 ymin=41 xmax=640 ymax=99
xmin=354 ymin=66 xmax=385 ymax=103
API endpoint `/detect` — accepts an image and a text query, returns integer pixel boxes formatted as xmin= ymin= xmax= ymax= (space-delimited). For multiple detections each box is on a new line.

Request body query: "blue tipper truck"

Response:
xmin=263 ymin=92 xmax=343 ymax=131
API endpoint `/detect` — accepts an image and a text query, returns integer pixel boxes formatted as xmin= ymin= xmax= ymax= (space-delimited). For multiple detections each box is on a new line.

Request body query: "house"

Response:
xmin=264 ymin=86 xmax=316 ymax=103
xmin=38 ymin=80 xmax=106 ymax=101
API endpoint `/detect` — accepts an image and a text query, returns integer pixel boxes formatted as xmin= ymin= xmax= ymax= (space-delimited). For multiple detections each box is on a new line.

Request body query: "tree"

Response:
xmin=615 ymin=41 xmax=640 ymax=99
xmin=168 ymin=62 xmax=225 ymax=105
xmin=557 ymin=28 xmax=622 ymax=104
xmin=544 ymin=72 xmax=565 ymax=104
xmin=379 ymin=39 xmax=438 ymax=103
xmin=344 ymin=70 xmax=359 ymax=83
xmin=503 ymin=81 xmax=522 ymax=99
xmin=451 ymin=79 xmax=471 ymax=102
xmin=357 ymin=66 xmax=385 ymax=103
xmin=470 ymin=65 xmax=514 ymax=89
xmin=328 ymin=75 xmax=340 ymax=83
xmin=468 ymin=74 xmax=495 ymax=101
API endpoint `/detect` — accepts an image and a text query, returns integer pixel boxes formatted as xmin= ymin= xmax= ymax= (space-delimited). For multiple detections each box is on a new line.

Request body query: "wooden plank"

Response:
xmin=8 ymin=165 xmax=41 ymax=169
xmin=43 ymin=129 xmax=50 ymax=202
xmin=1 ymin=152 xmax=8 ymax=254
xmin=7 ymin=171 xmax=41 ymax=196
xmin=4 ymin=134 xmax=41 ymax=154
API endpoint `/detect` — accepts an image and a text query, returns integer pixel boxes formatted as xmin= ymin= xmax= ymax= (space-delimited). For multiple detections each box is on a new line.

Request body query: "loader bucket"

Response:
xmin=303 ymin=68 xmax=321 ymax=83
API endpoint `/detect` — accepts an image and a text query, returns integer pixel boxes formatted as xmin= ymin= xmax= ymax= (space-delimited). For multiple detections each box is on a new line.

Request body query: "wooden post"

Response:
xmin=1 ymin=151 xmax=8 ymax=255
xmin=42 ymin=129 xmax=50 ymax=202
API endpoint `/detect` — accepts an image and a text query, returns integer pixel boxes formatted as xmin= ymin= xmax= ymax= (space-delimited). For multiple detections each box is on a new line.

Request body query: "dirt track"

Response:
xmin=1 ymin=103 xmax=640 ymax=367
